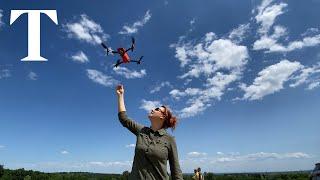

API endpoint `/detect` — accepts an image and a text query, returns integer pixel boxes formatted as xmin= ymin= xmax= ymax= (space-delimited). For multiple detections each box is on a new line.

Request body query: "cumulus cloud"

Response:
xmin=150 ymin=81 xmax=173 ymax=94
xmin=240 ymin=60 xmax=303 ymax=100
xmin=86 ymin=69 xmax=119 ymax=88
xmin=210 ymin=152 xmax=311 ymax=164
xmin=113 ymin=67 xmax=146 ymax=79
xmin=188 ymin=151 xmax=207 ymax=157
xmin=290 ymin=62 xmax=320 ymax=90
xmin=119 ymin=10 xmax=151 ymax=35
xmin=253 ymin=1 xmax=320 ymax=53
xmin=228 ymin=23 xmax=250 ymax=43
xmin=139 ymin=99 xmax=161 ymax=112
xmin=63 ymin=14 xmax=108 ymax=45
xmin=254 ymin=33 xmax=320 ymax=53
xmin=0 ymin=69 xmax=11 ymax=79
xmin=60 ymin=150 xmax=69 ymax=155
xmin=170 ymin=33 xmax=249 ymax=117
xmin=216 ymin=152 xmax=224 ymax=155
xmin=0 ymin=9 xmax=4 ymax=28
xmin=125 ymin=144 xmax=135 ymax=148
xmin=71 ymin=51 xmax=89 ymax=63
xmin=170 ymin=88 xmax=202 ymax=100
xmin=255 ymin=0 xmax=287 ymax=35
xmin=174 ymin=39 xmax=248 ymax=79
xmin=170 ymin=44 xmax=191 ymax=68
xmin=88 ymin=161 xmax=132 ymax=167
xmin=180 ymin=151 xmax=312 ymax=173
xmin=27 ymin=71 xmax=38 ymax=80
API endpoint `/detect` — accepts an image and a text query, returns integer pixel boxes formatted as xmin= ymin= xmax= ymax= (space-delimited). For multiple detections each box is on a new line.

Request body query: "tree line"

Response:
xmin=0 ymin=164 xmax=311 ymax=180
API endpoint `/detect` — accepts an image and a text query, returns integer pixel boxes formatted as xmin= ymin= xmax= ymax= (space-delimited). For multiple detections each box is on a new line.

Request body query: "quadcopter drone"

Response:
xmin=101 ymin=37 xmax=144 ymax=68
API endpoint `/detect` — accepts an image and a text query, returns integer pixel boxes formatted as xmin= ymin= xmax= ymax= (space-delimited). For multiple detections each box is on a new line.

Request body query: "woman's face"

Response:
xmin=148 ymin=106 xmax=166 ymax=122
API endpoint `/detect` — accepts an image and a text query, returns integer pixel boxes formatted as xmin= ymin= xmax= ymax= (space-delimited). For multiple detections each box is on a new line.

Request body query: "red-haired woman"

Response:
xmin=116 ymin=84 xmax=183 ymax=180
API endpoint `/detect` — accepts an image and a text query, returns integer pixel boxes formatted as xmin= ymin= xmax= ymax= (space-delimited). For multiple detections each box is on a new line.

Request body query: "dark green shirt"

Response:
xmin=118 ymin=111 xmax=183 ymax=180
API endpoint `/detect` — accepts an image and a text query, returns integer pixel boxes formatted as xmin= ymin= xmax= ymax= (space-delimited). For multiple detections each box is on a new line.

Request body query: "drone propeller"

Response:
xmin=131 ymin=37 xmax=135 ymax=52
xmin=101 ymin=43 xmax=110 ymax=55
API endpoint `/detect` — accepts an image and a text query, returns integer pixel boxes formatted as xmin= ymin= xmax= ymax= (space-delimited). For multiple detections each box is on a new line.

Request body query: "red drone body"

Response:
xmin=117 ymin=48 xmax=130 ymax=63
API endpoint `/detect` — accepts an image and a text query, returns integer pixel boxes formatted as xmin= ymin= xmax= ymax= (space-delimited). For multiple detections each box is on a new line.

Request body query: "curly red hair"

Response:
xmin=161 ymin=105 xmax=178 ymax=130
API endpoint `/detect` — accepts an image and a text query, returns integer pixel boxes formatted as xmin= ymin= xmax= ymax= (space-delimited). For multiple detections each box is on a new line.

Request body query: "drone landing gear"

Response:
xmin=114 ymin=60 xmax=123 ymax=68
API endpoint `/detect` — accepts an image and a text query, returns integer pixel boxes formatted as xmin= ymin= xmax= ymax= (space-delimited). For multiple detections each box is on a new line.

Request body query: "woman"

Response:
xmin=116 ymin=84 xmax=183 ymax=180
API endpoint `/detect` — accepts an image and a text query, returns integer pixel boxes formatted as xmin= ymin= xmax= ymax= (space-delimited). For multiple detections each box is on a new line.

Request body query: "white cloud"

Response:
xmin=171 ymin=45 xmax=190 ymax=68
xmin=240 ymin=60 xmax=303 ymax=100
xmin=89 ymin=161 xmax=132 ymax=167
xmin=177 ymin=39 xmax=248 ymax=79
xmin=181 ymin=151 xmax=313 ymax=173
xmin=212 ymin=152 xmax=310 ymax=163
xmin=190 ymin=19 xmax=195 ymax=26
xmin=228 ymin=23 xmax=250 ymax=43
xmin=178 ymin=72 xmax=239 ymax=118
xmin=150 ymin=81 xmax=173 ymax=94
xmin=188 ymin=18 xmax=196 ymax=32
xmin=60 ymin=150 xmax=69 ymax=155
xmin=28 ymin=71 xmax=38 ymax=80
xmin=217 ymin=152 xmax=224 ymax=155
xmin=307 ymin=82 xmax=320 ymax=90
xmin=169 ymin=88 xmax=202 ymax=100
xmin=0 ymin=69 xmax=11 ymax=79
xmin=170 ymin=32 xmax=249 ymax=118
xmin=139 ymin=99 xmax=161 ymax=112
xmin=113 ymin=67 xmax=146 ymax=79
xmin=255 ymin=0 xmax=287 ymax=35
xmin=63 ymin=14 xmax=108 ymax=45
xmin=0 ymin=9 xmax=4 ymax=28
xmin=205 ymin=32 xmax=217 ymax=42
xmin=86 ymin=69 xmax=119 ymax=88
xmin=216 ymin=157 xmax=236 ymax=162
xmin=253 ymin=1 xmax=320 ymax=53
xmin=188 ymin=151 xmax=207 ymax=157
xmin=119 ymin=10 xmax=151 ymax=35
xmin=290 ymin=62 xmax=320 ymax=90
xmin=254 ymin=34 xmax=320 ymax=53
xmin=282 ymin=152 xmax=311 ymax=159
xmin=179 ymin=99 xmax=209 ymax=118
xmin=71 ymin=51 xmax=89 ymax=63
xmin=301 ymin=28 xmax=320 ymax=37
xmin=125 ymin=144 xmax=135 ymax=148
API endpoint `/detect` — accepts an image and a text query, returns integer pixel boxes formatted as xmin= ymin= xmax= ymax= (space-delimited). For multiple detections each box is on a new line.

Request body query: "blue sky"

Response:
xmin=0 ymin=0 xmax=319 ymax=173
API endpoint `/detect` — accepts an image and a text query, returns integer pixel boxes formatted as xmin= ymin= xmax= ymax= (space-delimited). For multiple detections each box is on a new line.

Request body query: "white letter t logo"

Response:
xmin=10 ymin=10 xmax=58 ymax=61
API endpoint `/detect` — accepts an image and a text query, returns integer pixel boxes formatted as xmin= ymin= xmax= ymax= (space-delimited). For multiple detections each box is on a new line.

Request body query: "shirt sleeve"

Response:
xmin=118 ymin=111 xmax=144 ymax=135
xmin=169 ymin=137 xmax=183 ymax=180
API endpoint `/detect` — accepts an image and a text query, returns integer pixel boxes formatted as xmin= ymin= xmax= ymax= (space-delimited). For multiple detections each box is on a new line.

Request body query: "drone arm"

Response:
xmin=125 ymin=48 xmax=132 ymax=52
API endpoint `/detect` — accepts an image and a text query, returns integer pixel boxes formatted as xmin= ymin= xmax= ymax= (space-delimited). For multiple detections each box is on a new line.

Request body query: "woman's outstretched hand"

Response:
xmin=116 ymin=84 xmax=124 ymax=96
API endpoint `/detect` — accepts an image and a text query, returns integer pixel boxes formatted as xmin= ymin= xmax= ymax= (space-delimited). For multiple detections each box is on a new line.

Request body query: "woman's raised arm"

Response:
xmin=116 ymin=85 xmax=143 ymax=135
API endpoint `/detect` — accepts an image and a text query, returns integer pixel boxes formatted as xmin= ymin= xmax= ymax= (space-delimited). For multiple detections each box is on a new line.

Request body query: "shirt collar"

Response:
xmin=149 ymin=127 xmax=167 ymax=136
xmin=157 ymin=128 xmax=167 ymax=136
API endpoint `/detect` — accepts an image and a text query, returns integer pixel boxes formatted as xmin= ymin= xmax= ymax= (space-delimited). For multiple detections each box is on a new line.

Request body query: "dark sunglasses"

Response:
xmin=154 ymin=106 xmax=167 ymax=117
